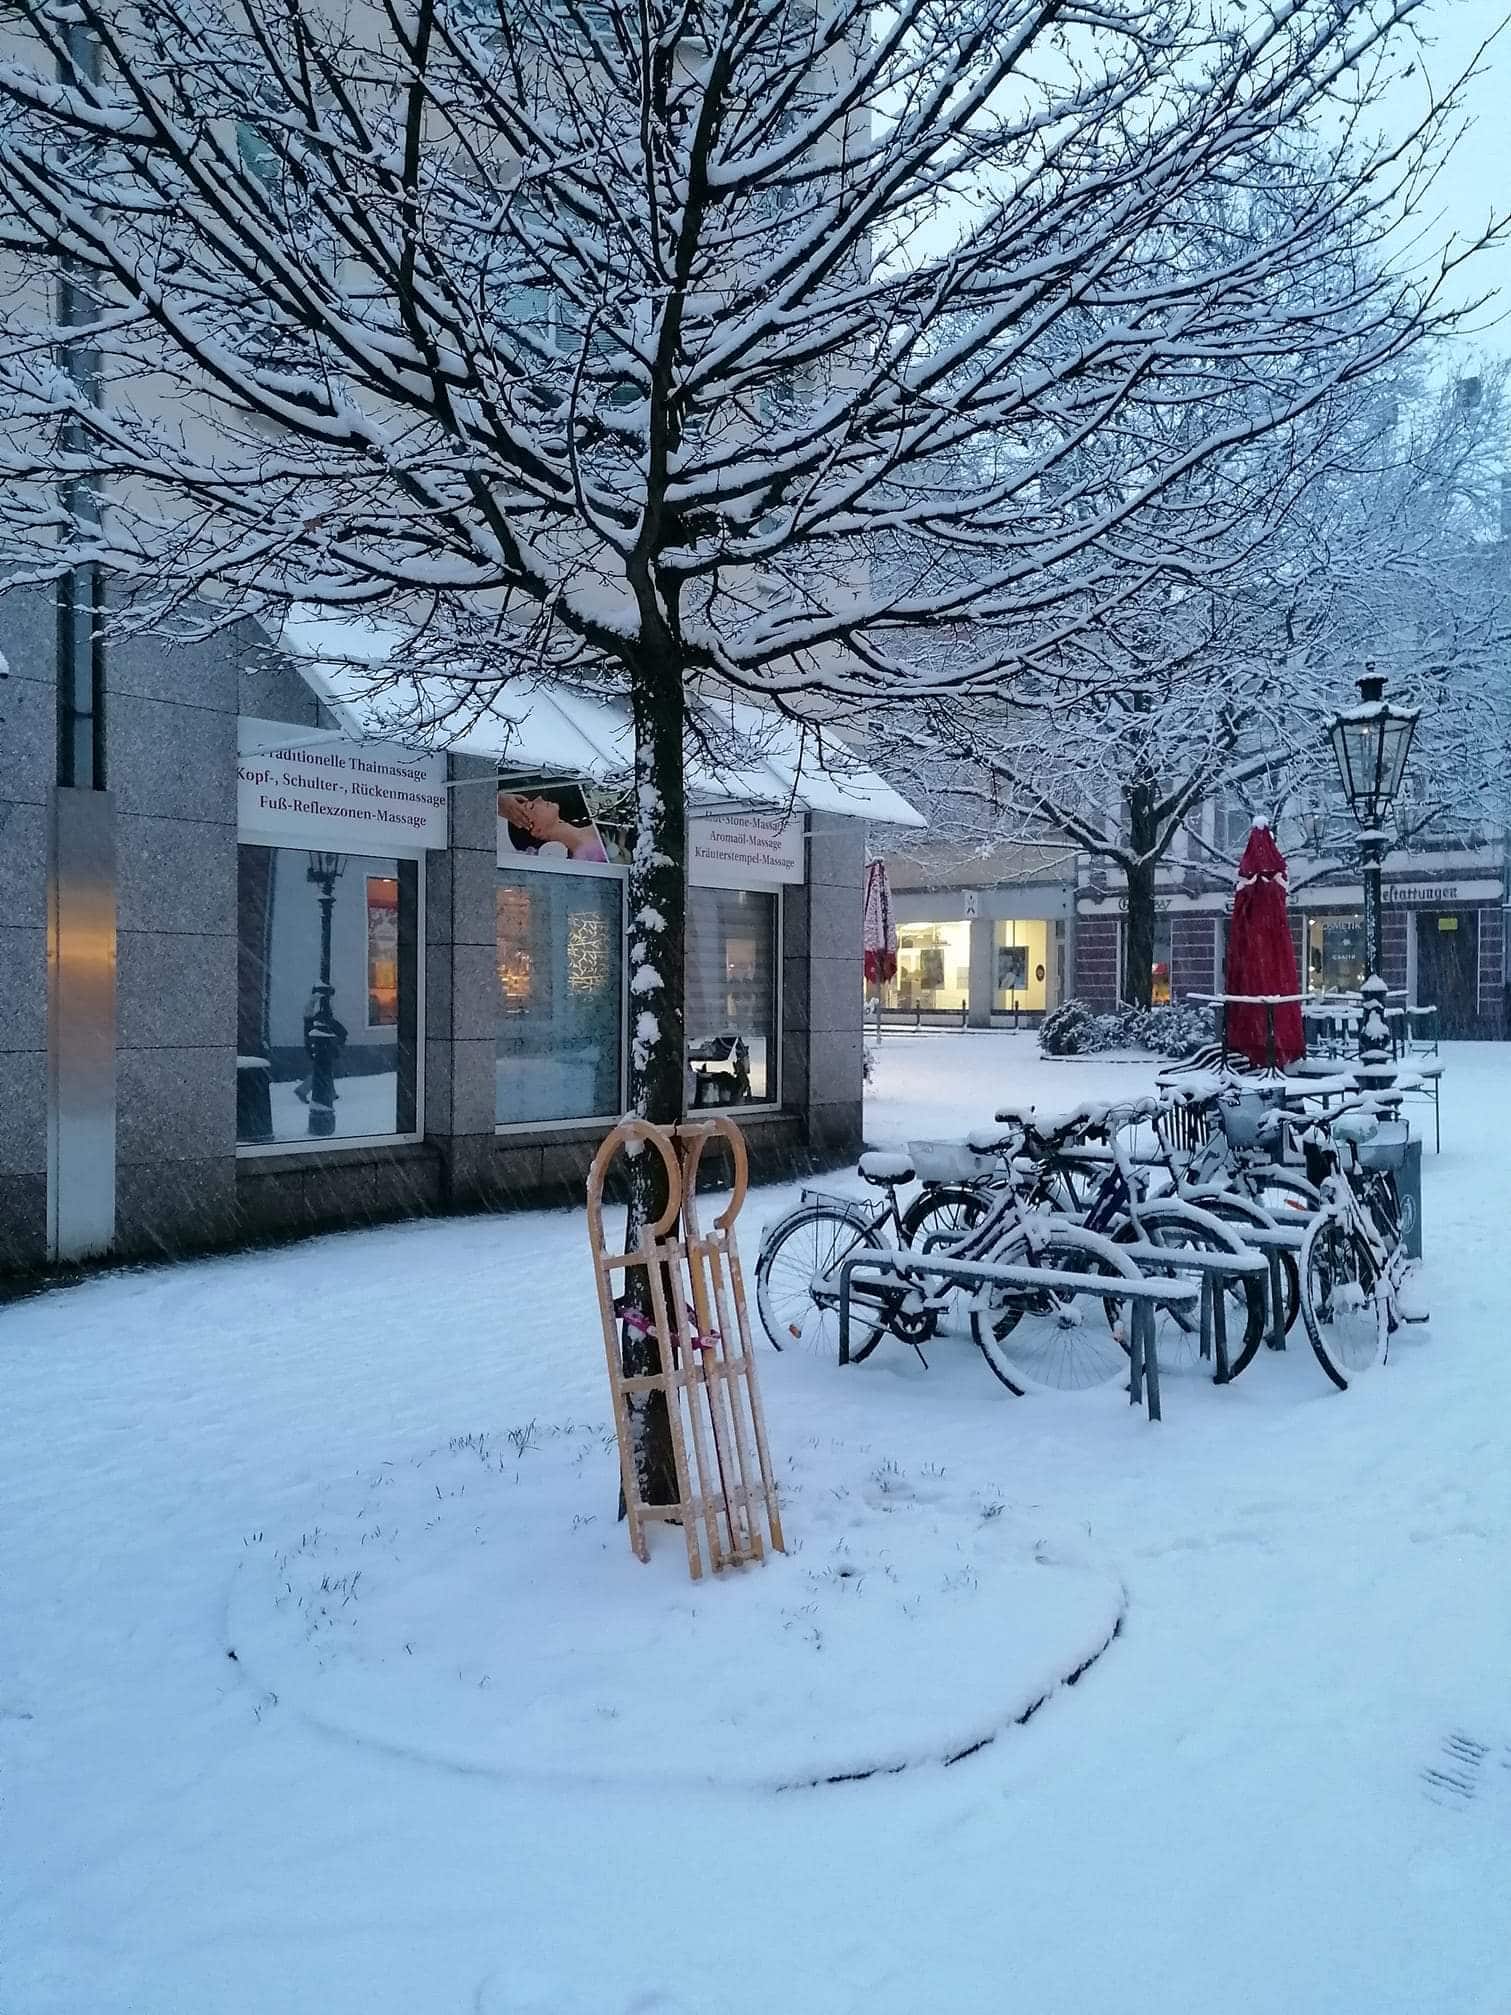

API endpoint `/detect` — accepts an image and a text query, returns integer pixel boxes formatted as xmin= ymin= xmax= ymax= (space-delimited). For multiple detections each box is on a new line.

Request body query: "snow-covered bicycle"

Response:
xmin=1297 ymin=1108 xmax=1425 ymax=1389
xmin=756 ymin=1104 xmax=1267 ymax=1388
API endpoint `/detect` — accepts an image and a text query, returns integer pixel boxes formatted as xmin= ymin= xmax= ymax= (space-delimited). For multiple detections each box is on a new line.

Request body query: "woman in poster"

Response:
xmin=498 ymin=782 xmax=610 ymax=863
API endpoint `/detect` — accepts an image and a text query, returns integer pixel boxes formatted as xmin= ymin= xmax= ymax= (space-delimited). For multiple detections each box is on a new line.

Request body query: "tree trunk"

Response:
xmin=1121 ymin=779 xmax=1159 ymax=1011
xmin=618 ymin=649 xmax=689 ymax=1508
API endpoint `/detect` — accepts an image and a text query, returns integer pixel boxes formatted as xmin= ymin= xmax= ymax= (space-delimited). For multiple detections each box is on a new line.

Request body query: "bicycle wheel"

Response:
xmin=900 ymin=1182 xmax=991 ymax=1251
xmin=970 ymin=1224 xmax=1141 ymax=1394
xmin=1245 ymin=1167 xmax=1324 ymax=1221
xmin=756 ymin=1203 xmax=888 ymax=1362
xmin=1299 ymin=1212 xmax=1387 ymax=1390
xmin=1115 ymin=1202 xmax=1267 ymax=1380
xmin=1185 ymin=1187 xmax=1300 ymax=1339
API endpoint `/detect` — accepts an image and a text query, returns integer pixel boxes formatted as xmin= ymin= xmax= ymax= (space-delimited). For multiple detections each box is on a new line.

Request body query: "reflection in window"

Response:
xmin=566 ymin=906 xmax=612 ymax=992
xmin=497 ymin=883 xmax=533 ymax=1007
xmin=687 ymin=888 xmax=778 ymax=1105
xmin=496 ymin=870 xmax=622 ymax=1123
xmin=366 ymin=876 xmax=400 ymax=1026
xmin=1305 ymin=914 xmax=1366 ymax=993
xmin=236 ymin=846 xmax=419 ymax=1145
xmin=1152 ymin=916 xmax=1173 ymax=1007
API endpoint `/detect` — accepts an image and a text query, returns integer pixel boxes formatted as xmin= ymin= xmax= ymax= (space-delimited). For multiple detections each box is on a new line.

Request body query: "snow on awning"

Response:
xmin=279 ymin=608 xmax=925 ymax=828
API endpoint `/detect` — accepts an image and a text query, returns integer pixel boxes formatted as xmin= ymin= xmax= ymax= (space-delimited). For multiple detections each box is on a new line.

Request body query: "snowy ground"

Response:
xmin=4 ymin=1033 xmax=1510 ymax=2014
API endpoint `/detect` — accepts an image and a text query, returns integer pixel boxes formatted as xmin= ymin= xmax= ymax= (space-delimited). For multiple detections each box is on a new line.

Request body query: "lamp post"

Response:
xmin=1327 ymin=664 xmax=1419 ymax=1064
xmin=305 ymin=851 xmax=347 ymax=1137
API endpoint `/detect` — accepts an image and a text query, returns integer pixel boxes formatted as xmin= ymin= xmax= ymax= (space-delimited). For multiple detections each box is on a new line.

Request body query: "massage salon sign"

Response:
xmin=237 ymin=721 xmax=449 ymax=851
xmin=689 ymin=812 xmax=804 ymax=886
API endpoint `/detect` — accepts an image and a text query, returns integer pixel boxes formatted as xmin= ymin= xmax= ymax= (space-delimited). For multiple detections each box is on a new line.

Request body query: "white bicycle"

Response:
xmin=1298 ymin=1107 xmax=1425 ymax=1389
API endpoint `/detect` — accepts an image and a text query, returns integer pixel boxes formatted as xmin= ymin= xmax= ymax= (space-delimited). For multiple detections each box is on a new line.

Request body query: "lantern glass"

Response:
xmin=1377 ymin=712 xmax=1416 ymax=803
xmin=1327 ymin=677 xmax=1419 ymax=827
xmin=306 ymin=850 xmax=347 ymax=884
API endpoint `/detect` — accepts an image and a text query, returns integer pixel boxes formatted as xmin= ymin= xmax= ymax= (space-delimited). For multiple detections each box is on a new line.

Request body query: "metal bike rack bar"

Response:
xmin=835 ymin=1246 xmax=1205 ymax=1421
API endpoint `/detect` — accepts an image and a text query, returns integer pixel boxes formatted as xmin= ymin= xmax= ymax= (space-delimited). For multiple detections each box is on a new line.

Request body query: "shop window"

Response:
xmin=687 ymin=888 xmax=778 ymax=1106
xmin=1305 ymin=914 xmax=1366 ymax=993
xmin=236 ymin=846 xmax=419 ymax=1145
xmin=993 ymin=918 xmax=1051 ymax=1013
xmin=496 ymin=869 xmax=624 ymax=1124
xmin=887 ymin=920 xmax=970 ymax=1013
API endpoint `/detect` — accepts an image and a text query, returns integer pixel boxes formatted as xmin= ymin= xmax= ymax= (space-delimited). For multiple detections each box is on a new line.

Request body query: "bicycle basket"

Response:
xmin=1156 ymin=1102 xmax=1213 ymax=1155
xmin=1218 ymin=1091 xmax=1268 ymax=1148
xmin=1355 ymin=1119 xmax=1408 ymax=1171
xmin=908 ymin=1138 xmax=993 ymax=1184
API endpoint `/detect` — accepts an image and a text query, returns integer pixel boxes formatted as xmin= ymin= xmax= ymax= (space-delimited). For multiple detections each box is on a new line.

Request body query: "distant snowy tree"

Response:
xmin=895 ymin=367 xmax=1511 ymax=1007
xmin=0 ymin=0 xmax=1494 ymax=1487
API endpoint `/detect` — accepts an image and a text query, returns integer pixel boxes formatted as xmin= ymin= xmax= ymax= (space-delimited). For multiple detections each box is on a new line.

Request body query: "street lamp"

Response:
xmin=304 ymin=851 xmax=348 ymax=1137
xmin=1327 ymin=664 xmax=1419 ymax=1062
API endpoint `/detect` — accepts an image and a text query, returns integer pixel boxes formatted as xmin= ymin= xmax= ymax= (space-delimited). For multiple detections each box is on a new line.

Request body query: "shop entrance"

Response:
xmin=1414 ymin=909 xmax=1480 ymax=1037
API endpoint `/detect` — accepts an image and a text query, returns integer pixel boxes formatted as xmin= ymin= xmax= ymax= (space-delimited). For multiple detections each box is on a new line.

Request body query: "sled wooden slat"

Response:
xmin=586 ymin=1115 xmax=784 ymax=1580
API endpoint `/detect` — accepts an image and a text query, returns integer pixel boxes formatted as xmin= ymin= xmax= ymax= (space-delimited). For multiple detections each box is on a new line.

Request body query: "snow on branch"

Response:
xmin=0 ymin=0 xmax=1499 ymax=729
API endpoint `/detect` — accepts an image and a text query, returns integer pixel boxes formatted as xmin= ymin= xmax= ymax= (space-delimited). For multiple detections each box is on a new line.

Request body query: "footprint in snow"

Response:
xmin=1420 ymin=1729 xmax=1511 ymax=1810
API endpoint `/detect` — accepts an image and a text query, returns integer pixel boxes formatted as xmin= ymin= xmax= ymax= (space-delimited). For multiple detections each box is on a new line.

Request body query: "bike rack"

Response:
xmin=834 ymin=1245 xmax=1211 ymax=1421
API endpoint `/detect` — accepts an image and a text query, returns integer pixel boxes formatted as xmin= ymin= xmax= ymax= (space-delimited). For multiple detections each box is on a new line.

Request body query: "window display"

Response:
xmin=992 ymin=918 xmax=1050 ymax=1012
xmin=686 ymin=887 xmax=778 ymax=1104
xmin=236 ymin=846 xmax=419 ymax=1144
xmin=496 ymin=868 xmax=624 ymax=1123
xmin=1305 ymin=913 xmax=1367 ymax=993
xmin=887 ymin=921 xmax=970 ymax=1013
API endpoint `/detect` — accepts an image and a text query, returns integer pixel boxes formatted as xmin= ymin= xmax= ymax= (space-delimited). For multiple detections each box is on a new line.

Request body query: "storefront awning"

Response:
xmin=279 ymin=608 xmax=925 ymax=829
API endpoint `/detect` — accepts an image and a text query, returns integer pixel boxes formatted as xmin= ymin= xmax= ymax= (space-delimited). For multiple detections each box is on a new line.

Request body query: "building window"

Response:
xmin=1152 ymin=916 xmax=1173 ymax=1006
xmin=888 ymin=920 xmax=971 ymax=1013
xmin=236 ymin=846 xmax=420 ymax=1145
xmin=1215 ymin=797 xmax=1255 ymax=858
xmin=1305 ymin=913 xmax=1366 ymax=993
xmin=496 ymin=868 xmax=623 ymax=1124
xmin=687 ymin=887 xmax=779 ymax=1106
xmin=993 ymin=918 xmax=1052 ymax=1012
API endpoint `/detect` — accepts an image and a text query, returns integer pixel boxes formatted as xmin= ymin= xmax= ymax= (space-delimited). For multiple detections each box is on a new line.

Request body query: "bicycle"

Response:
xmin=754 ymin=1152 xmax=937 ymax=1363
xmin=756 ymin=1138 xmax=1149 ymax=1390
xmin=1297 ymin=1107 xmax=1423 ymax=1389
xmin=963 ymin=1101 xmax=1269 ymax=1383
xmin=757 ymin=1107 xmax=1267 ymax=1389
xmin=1147 ymin=1087 xmax=1326 ymax=1333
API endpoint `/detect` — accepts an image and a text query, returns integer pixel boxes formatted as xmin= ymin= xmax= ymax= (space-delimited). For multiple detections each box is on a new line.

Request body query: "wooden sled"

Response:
xmin=586 ymin=1114 xmax=784 ymax=1580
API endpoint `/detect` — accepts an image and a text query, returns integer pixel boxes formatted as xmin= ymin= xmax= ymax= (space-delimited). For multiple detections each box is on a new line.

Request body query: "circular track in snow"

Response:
xmin=228 ymin=1424 xmax=1124 ymax=1790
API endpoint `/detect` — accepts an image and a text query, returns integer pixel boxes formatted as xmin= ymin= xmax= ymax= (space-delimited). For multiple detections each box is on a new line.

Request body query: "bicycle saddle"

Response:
xmin=856 ymin=1150 xmax=915 ymax=1187
xmin=1330 ymin=1111 xmax=1380 ymax=1146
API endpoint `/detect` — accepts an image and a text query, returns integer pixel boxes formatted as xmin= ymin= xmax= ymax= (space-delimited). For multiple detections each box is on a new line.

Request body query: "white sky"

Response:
xmin=1381 ymin=1 xmax=1511 ymax=343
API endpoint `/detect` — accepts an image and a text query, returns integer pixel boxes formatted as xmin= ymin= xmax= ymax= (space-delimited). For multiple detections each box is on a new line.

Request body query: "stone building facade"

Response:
xmin=1 ymin=592 xmax=879 ymax=1279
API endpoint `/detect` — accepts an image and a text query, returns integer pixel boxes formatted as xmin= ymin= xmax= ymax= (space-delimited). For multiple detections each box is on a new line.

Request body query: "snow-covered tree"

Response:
xmin=0 ymin=0 xmax=1492 ymax=1489
xmin=894 ymin=365 xmax=1511 ymax=1007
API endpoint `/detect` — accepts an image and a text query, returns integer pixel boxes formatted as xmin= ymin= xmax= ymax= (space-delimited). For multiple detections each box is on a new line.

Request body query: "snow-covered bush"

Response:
xmin=1140 ymin=1002 xmax=1215 ymax=1058
xmin=1040 ymin=1000 xmax=1213 ymax=1059
xmin=1039 ymin=1001 xmax=1107 ymax=1056
xmin=862 ymin=1043 xmax=878 ymax=1086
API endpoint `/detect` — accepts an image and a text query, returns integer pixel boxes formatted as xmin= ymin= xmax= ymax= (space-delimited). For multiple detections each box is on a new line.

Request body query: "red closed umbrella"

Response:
xmin=1224 ymin=821 xmax=1304 ymax=1068
xmin=863 ymin=860 xmax=897 ymax=986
